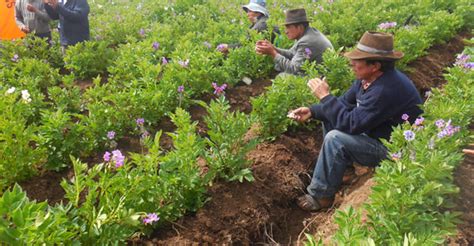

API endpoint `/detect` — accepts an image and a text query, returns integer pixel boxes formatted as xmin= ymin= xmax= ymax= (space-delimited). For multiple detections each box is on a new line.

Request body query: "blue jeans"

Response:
xmin=307 ymin=122 xmax=388 ymax=198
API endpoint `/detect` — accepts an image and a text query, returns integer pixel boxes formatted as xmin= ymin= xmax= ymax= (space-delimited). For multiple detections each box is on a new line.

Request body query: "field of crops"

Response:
xmin=0 ymin=0 xmax=473 ymax=244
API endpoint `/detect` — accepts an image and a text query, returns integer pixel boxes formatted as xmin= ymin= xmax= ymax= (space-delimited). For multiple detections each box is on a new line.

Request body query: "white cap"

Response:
xmin=242 ymin=0 xmax=269 ymax=17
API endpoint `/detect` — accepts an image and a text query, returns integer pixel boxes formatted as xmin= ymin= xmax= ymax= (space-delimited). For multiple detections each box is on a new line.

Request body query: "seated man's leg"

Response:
xmin=307 ymin=129 xmax=387 ymax=199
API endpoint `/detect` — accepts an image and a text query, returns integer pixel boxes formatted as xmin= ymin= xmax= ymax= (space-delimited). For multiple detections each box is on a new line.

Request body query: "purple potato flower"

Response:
xmin=437 ymin=120 xmax=460 ymax=139
xmin=391 ymin=152 xmax=402 ymax=160
xmin=455 ymin=53 xmax=470 ymax=67
xmin=162 ymin=57 xmax=168 ymax=65
xmin=143 ymin=213 xmax=160 ymax=225
xmin=141 ymin=131 xmax=150 ymax=139
xmin=103 ymin=151 xmax=111 ymax=162
xmin=401 ymin=113 xmax=409 ymax=121
xmin=11 ymin=54 xmax=19 ymax=62
xmin=216 ymin=44 xmax=226 ymax=52
xmin=136 ymin=118 xmax=145 ymax=126
xmin=111 ymin=150 xmax=125 ymax=168
xmin=464 ymin=62 xmax=474 ymax=69
xmin=107 ymin=131 xmax=116 ymax=140
xmin=152 ymin=42 xmax=160 ymax=51
xmin=177 ymin=85 xmax=184 ymax=93
xmin=178 ymin=59 xmax=189 ymax=68
xmin=212 ymin=82 xmax=227 ymax=96
xmin=403 ymin=130 xmax=415 ymax=141
xmin=414 ymin=117 xmax=424 ymax=126
xmin=435 ymin=119 xmax=445 ymax=129
xmin=378 ymin=22 xmax=397 ymax=29
xmin=139 ymin=28 xmax=145 ymax=37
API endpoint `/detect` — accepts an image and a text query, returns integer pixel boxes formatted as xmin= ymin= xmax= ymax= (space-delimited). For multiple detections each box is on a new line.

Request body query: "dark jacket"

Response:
xmin=44 ymin=0 xmax=89 ymax=46
xmin=310 ymin=69 xmax=423 ymax=140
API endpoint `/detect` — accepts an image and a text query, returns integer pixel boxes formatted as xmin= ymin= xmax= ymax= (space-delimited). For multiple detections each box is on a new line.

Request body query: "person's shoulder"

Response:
xmin=299 ymin=28 xmax=328 ymax=45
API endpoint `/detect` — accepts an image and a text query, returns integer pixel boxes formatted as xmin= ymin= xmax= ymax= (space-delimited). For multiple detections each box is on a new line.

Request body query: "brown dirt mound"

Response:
xmin=407 ymin=31 xmax=470 ymax=96
xmin=18 ymin=168 xmax=72 ymax=205
xmin=449 ymin=125 xmax=474 ymax=245
xmin=147 ymin=128 xmax=323 ymax=245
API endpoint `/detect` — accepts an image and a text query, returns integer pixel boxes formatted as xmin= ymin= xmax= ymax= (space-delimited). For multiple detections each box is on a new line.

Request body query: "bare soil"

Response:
xmin=18 ymin=32 xmax=472 ymax=245
xmin=449 ymin=125 xmax=474 ymax=246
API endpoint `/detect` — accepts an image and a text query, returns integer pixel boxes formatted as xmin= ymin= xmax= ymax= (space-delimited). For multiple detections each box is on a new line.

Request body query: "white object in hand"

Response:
xmin=287 ymin=111 xmax=297 ymax=119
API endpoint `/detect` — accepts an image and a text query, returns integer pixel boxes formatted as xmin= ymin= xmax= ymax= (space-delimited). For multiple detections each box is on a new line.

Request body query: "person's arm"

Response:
xmin=56 ymin=0 xmax=89 ymax=22
xmin=274 ymin=43 xmax=307 ymax=74
xmin=44 ymin=4 xmax=60 ymax=20
xmin=310 ymin=85 xmax=390 ymax=134
xmin=36 ymin=4 xmax=51 ymax=22
xmin=275 ymin=47 xmax=294 ymax=59
xmin=15 ymin=1 xmax=26 ymax=30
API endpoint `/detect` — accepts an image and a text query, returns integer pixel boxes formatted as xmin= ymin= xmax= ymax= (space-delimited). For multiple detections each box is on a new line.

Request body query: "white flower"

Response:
xmin=21 ymin=89 xmax=31 ymax=103
xmin=6 ymin=87 xmax=16 ymax=94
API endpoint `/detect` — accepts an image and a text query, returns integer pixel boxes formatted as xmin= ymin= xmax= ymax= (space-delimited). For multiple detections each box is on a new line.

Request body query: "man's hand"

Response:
xmin=307 ymin=77 xmax=330 ymax=100
xmin=20 ymin=26 xmax=30 ymax=33
xmin=288 ymin=107 xmax=312 ymax=123
xmin=463 ymin=144 xmax=474 ymax=156
xmin=26 ymin=4 xmax=38 ymax=12
xmin=255 ymin=40 xmax=277 ymax=58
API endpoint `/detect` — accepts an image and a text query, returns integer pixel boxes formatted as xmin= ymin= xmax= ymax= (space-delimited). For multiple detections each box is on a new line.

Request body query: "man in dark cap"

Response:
xmin=255 ymin=8 xmax=333 ymax=76
xmin=288 ymin=31 xmax=423 ymax=211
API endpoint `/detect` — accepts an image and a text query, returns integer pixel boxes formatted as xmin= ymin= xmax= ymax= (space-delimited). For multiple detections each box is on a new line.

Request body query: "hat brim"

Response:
xmin=284 ymin=20 xmax=309 ymax=25
xmin=242 ymin=4 xmax=269 ymax=16
xmin=344 ymin=49 xmax=404 ymax=61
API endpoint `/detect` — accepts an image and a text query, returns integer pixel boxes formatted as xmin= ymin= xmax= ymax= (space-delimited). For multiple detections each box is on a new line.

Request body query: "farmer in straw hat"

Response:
xmin=255 ymin=8 xmax=333 ymax=76
xmin=288 ymin=31 xmax=423 ymax=211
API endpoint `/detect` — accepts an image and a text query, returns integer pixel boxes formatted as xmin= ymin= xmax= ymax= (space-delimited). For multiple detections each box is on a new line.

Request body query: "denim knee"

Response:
xmin=324 ymin=130 xmax=345 ymax=144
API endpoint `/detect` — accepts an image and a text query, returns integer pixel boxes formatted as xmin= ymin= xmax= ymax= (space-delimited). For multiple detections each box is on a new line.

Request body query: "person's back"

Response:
xmin=295 ymin=27 xmax=333 ymax=65
xmin=44 ymin=0 xmax=89 ymax=47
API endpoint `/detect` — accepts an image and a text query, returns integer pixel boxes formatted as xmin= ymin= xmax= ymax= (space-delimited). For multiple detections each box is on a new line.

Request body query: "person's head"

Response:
xmin=345 ymin=31 xmax=403 ymax=79
xmin=242 ymin=0 xmax=269 ymax=23
xmin=246 ymin=10 xmax=264 ymax=23
xmin=284 ymin=22 xmax=309 ymax=40
xmin=283 ymin=9 xmax=309 ymax=40
xmin=350 ymin=59 xmax=395 ymax=80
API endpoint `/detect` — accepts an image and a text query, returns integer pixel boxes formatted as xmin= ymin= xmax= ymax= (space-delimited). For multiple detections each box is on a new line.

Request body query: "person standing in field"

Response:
xmin=255 ymin=8 xmax=333 ymax=76
xmin=43 ymin=0 xmax=89 ymax=53
xmin=288 ymin=32 xmax=423 ymax=211
xmin=15 ymin=0 xmax=52 ymax=42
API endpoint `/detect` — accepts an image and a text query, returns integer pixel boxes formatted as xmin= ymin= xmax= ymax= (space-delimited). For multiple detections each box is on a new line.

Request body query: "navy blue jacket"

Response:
xmin=45 ymin=0 xmax=89 ymax=46
xmin=310 ymin=69 xmax=423 ymax=140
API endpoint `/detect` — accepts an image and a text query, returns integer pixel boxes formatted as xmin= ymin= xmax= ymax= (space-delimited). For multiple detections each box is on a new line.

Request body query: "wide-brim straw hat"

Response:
xmin=344 ymin=31 xmax=404 ymax=60
xmin=284 ymin=8 xmax=309 ymax=25
xmin=242 ymin=2 xmax=269 ymax=17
